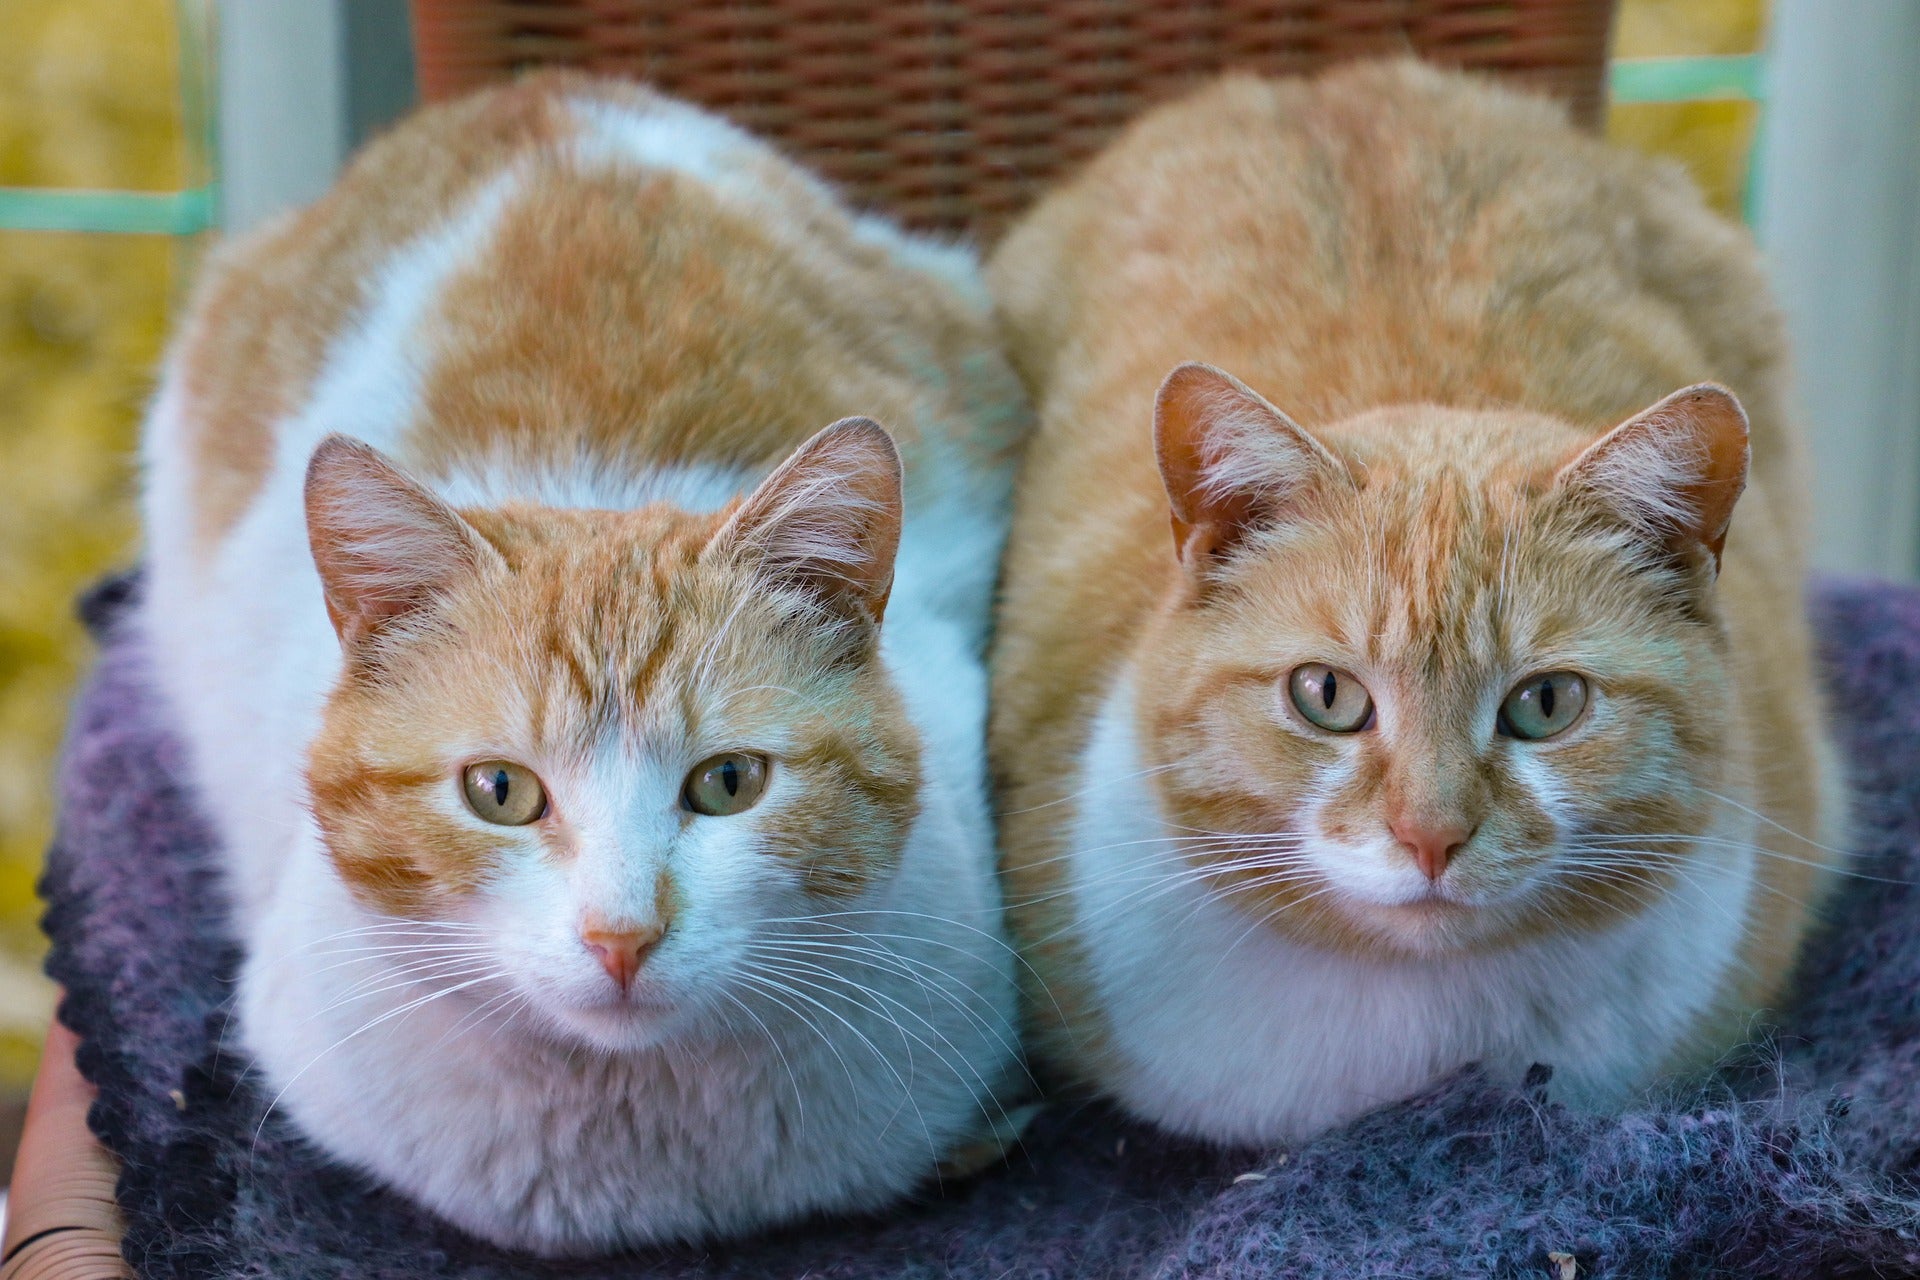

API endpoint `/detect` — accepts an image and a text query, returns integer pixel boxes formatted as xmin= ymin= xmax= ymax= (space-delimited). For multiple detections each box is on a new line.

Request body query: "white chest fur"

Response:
xmin=1063 ymin=681 xmax=1755 ymax=1146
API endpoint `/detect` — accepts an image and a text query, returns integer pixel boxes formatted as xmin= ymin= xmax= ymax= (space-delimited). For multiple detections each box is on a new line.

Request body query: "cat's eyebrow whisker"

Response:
xmin=689 ymin=588 xmax=759 ymax=695
xmin=708 ymin=681 xmax=836 ymax=716
xmin=1495 ymin=508 xmax=1517 ymax=621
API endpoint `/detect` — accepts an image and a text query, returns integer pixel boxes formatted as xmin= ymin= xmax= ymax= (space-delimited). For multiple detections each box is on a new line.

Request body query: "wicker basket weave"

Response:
xmin=409 ymin=1 xmax=1616 ymax=235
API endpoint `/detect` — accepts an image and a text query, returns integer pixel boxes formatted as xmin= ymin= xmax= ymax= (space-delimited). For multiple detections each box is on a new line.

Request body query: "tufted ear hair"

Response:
xmin=713 ymin=417 xmax=904 ymax=627
xmin=1555 ymin=383 xmax=1750 ymax=574
xmin=1154 ymin=361 xmax=1350 ymax=573
xmin=305 ymin=435 xmax=505 ymax=649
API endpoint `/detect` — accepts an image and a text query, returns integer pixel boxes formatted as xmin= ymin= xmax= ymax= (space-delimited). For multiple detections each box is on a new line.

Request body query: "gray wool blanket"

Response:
xmin=39 ymin=574 xmax=1920 ymax=1279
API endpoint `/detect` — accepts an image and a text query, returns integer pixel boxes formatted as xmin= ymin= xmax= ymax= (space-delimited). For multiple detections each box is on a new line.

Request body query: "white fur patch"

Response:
xmin=434 ymin=454 xmax=753 ymax=514
xmin=849 ymin=213 xmax=993 ymax=311
xmin=565 ymin=94 xmax=994 ymax=312
xmin=567 ymin=93 xmax=765 ymax=189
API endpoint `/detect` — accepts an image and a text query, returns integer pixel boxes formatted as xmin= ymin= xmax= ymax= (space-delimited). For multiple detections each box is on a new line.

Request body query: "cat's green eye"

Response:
xmin=683 ymin=752 xmax=771 ymax=816
xmin=1498 ymin=672 xmax=1589 ymax=741
xmin=462 ymin=760 xmax=548 ymax=826
xmin=1287 ymin=663 xmax=1374 ymax=733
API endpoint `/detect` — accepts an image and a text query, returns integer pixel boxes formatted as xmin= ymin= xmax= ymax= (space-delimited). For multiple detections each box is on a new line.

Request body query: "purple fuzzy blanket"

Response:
xmin=39 ymin=575 xmax=1920 ymax=1279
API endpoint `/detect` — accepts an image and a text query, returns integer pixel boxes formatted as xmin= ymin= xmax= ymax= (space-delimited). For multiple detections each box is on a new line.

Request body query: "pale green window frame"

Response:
xmin=1608 ymin=53 xmax=1770 ymax=224
xmin=0 ymin=0 xmax=219 ymax=235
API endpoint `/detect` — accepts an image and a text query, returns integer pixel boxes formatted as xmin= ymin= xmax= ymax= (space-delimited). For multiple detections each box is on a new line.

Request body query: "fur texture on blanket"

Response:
xmin=39 ymin=575 xmax=1920 ymax=1278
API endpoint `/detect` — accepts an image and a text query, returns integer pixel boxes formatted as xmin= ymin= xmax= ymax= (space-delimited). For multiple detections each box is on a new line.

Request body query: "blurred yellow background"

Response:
xmin=1611 ymin=0 xmax=1766 ymax=216
xmin=1 ymin=0 xmax=198 ymax=1091
xmin=0 ymin=0 xmax=1768 ymax=1100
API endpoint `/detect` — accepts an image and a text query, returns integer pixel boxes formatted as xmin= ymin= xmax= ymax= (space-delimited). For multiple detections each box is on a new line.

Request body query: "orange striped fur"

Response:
xmin=989 ymin=62 xmax=1841 ymax=1127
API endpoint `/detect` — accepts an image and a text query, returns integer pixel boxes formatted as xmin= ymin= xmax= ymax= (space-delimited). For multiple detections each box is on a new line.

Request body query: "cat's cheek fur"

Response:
xmin=1066 ymin=682 xmax=1758 ymax=1145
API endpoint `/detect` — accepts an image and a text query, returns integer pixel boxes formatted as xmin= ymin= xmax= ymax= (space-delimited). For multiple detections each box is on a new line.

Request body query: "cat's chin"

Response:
xmin=1334 ymin=894 xmax=1515 ymax=957
xmin=539 ymin=992 xmax=686 ymax=1052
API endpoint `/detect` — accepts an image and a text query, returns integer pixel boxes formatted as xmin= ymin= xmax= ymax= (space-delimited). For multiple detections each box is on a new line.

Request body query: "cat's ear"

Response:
xmin=715 ymin=417 xmax=904 ymax=627
xmin=1555 ymin=384 xmax=1750 ymax=572
xmin=305 ymin=435 xmax=504 ymax=649
xmin=1154 ymin=362 xmax=1348 ymax=571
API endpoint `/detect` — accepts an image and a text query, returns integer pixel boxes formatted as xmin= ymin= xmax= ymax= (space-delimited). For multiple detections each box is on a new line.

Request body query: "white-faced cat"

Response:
xmin=988 ymin=61 xmax=1842 ymax=1146
xmin=141 ymin=73 xmax=1027 ymax=1255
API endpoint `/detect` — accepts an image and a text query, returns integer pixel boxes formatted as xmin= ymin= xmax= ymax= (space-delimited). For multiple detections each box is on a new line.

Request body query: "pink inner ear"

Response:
xmin=1152 ymin=361 xmax=1345 ymax=571
xmin=305 ymin=435 xmax=499 ymax=647
xmin=715 ymin=417 xmax=904 ymax=625
xmin=1557 ymin=383 xmax=1750 ymax=569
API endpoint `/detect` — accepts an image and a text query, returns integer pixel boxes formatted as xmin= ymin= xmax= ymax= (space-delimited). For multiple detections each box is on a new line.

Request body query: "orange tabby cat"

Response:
xmin=988 ymin=60 xmax=1842 ymax=1145
xmin=143 ymin=72 xmax=1028 ymax=1253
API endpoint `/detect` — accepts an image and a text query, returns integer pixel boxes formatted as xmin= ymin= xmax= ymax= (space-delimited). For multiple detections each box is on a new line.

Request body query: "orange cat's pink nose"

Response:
xmin=582 ymin=923 xmax=665 ymax=990
xmin=1390 ymin=817 xmax=1474 ymax=882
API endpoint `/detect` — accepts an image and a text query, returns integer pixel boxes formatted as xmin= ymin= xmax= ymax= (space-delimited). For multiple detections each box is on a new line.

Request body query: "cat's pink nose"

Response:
xmin=582 ymin=922 xmax=665 ymax=990
xmin=1390 ymin=817 xmax=1474 ymax=882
